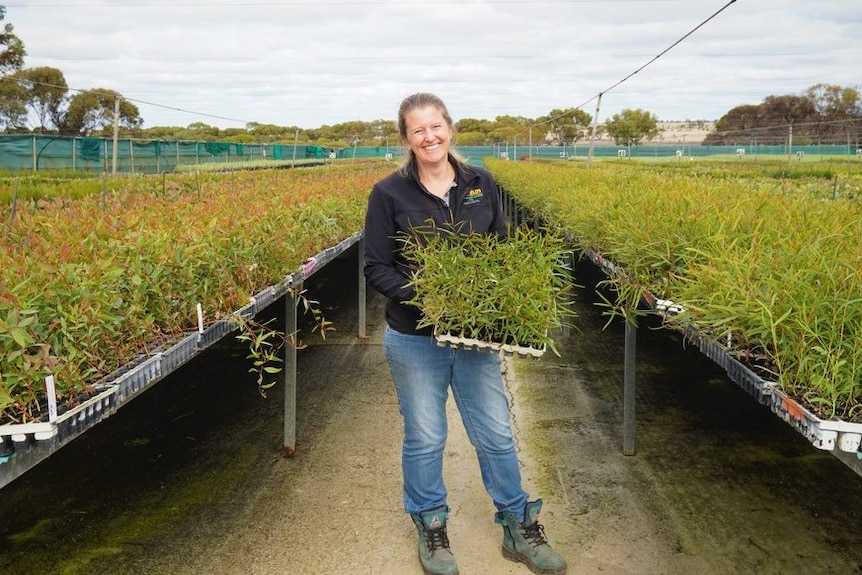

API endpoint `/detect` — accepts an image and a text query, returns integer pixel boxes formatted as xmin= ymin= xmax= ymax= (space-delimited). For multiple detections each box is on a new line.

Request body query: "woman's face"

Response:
xmin=402 ymin=105 xmax=453 ymax=167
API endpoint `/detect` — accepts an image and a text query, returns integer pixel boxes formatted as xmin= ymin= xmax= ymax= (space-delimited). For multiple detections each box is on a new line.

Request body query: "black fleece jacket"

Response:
xmin=363 ymin=156 xmax=508 ymax=335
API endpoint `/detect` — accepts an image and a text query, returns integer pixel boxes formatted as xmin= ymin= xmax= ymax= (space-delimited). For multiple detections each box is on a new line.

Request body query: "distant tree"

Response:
xmin=760 ymin=94 xmax=816 ymax=126
xmin=544 ymin=108 xmax=592 ymax=145
xmin=489 ymin=125 xmax=519 ymax=145
xmin=806 ymin=83 xmax=861 ymax=119
xmin=456 ymin=117 xmax=494 ymax=135
xmin=299 ymin=119 xmax=397 ymax=147
xmin=186 ymin=121 xmax=220 ymax=138
xmin=759 ymin=95 xmax=818 ymax=144
xmin=246 ymin=122 xmax=290 ymax=141
xmin=0 ymin=73 xmax=27 ymax=130
xmin=488 ymin=115 xmax=531 ymax=145
xmin=708 ymin=85 xmax=860 ymax=145
xmin=221 ymin=127 xmax=257 ymax=142
xmin=13 ymin=66 xmax=68 ymax=131
xmin=454 ymin=118 xmax=497 ymax=146
xmin=61 ymin=88 xmax=142 ymax=135
xmin=367 ymin=118 xmax=397 ymax=146
xmin=604 ymin=108 xmax=659 ymax=146
xmin=805 ymin=83 xmax=862 ymax=143
xmin=454 ymin=131 xmax=487 ymax=146
xmin=140 ymin=125 xmax=188 ymax=140
xmin=0 ymin=6 xmax=25 ymax=75
xmin=330 ymin=120 xmax=368 ymax=145
xmin=304 ymin=127 xmax=322 ymax=143
xmin=525 ymin=121 xmax=550 ymax=146
xmin=705 ymin=104 xmax=761 ymax=145
xmin=494 ymin=115 xmax=531 ymax=129
xmin=0 ymin=6 xmax=27 ymax=131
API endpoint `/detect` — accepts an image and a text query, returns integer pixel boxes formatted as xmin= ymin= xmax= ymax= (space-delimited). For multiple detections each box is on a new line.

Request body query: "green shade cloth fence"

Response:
xmin=0 ymin=134 xmax=857 ymax=174
xmin=80 ymin=137 xmax=102 ymax=161
xmin=0 ymin=135 xmax=310 ymax=174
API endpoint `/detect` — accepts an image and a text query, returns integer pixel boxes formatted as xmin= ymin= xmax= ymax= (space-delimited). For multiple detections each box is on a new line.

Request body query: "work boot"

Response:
xmin=411 ymin=506 xmax=459 ymax=575
xmin=495 ymin=499 xmax=567 ymax=575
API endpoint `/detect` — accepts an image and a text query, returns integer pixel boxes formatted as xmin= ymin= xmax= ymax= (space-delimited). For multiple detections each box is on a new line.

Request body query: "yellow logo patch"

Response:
xmin=464 ymin=188 xmax=483 ymax=205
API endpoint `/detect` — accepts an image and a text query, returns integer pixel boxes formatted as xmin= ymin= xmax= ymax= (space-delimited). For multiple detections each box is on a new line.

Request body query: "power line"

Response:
xmin=529 ymin=0 xmax=739 ymax=134
xmin=9 ymin=77 xmax=256 ymax=126
xmin=121 ymin=96 xmax=255 ymax=126
xmin=599 ymin=0 xmax=738 ymax=97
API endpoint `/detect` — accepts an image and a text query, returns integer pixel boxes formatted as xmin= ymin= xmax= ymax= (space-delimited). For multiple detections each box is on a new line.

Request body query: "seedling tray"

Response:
xmin=434 ymin=330 xmax=546 ymax=358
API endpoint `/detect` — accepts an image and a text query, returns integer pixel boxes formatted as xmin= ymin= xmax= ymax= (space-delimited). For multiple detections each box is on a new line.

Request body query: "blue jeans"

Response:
xmin=383 ymin=325 xmax=529 ymax=516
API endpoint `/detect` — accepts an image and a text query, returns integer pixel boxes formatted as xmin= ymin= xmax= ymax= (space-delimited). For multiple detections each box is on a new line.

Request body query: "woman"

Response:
xmin=363 ymin=92 xmax=567 ymax=575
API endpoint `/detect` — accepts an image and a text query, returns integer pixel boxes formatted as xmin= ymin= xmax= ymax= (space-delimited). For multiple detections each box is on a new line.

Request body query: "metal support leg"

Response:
xmin=562 ymin=250 xmax=576 ymax=339
xmin=283 ymin=291 xmax=298 ymax=458
xmin=623 ymin=316 xmax=637 ymax=456
xmin=358 ymin=237 xmax=367 ymax=339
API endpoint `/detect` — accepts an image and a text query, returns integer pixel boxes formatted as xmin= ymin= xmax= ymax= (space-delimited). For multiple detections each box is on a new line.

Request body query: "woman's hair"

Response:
xmin=396 ymin=92 xmax=467 ymax=174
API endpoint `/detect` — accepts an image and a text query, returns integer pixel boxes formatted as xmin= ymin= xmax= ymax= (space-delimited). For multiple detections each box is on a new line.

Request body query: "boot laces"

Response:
xmin=521 ymin=521 xmax=549 ymax=548
xmin=425 ymin=527 xmax=451 ymax=552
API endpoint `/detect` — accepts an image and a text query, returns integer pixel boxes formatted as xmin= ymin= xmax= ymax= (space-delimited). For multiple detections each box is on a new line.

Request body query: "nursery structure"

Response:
xmin=493 ymin=158 xmax=862 ymax=477
xmin=0 ymin=165 xmax=391 ymax=489
xmin=2 ymin=157 xmax=861 ymax=491
xmin=0 ymin=233 xmax=367 ymax=489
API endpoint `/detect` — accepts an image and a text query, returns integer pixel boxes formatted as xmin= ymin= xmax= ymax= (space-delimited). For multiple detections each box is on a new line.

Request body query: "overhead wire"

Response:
xmin=526 ymin=0 xmax=738 ymax=137
xmin=597 ymin=0 xmax=737 ymax=99
xmin=8 ymin=77 xmax=256 ymax=126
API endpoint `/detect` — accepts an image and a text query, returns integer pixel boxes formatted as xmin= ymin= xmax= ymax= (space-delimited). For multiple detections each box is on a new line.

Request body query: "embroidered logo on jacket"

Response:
xmin=464 ymin=188 xmax=483 ymax=205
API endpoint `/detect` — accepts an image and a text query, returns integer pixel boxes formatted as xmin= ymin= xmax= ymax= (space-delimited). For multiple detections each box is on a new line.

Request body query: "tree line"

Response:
xmin=0 ymin=6 xmax=858 ymax=148
xmin=705 ymin=85 xmax=862 ymax=147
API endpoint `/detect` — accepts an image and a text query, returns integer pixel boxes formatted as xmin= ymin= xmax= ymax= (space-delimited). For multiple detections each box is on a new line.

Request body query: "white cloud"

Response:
xmin=7 ymin=0 xmax=860 ymax=128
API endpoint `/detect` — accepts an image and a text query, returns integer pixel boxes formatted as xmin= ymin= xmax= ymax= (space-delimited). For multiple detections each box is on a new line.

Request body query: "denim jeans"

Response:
xmin=383 ymin=325 xmax=529 ymax=516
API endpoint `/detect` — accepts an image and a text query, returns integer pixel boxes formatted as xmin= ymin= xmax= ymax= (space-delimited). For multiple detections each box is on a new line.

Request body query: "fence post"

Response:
xmin=358 ymin=237 xmax=367 ymax=339
xmin=283 ymin=291 xmax=299 ymax=458
xmin=623 ymin=312 xmax=636 ymax=456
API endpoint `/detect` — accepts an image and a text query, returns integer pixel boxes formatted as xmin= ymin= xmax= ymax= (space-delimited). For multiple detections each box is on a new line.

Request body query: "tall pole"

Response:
xmin=111 ymin=97 xmax=120 ymax=176
xmin=787 ymin=123 xmax=793 ymax=165
xmin=587 ymin=92 xmax=603 ymax=166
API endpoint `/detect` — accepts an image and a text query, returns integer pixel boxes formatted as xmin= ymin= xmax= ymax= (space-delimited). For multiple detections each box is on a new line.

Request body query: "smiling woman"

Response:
xmin=363 ymin=92 xmax=569 ymax=575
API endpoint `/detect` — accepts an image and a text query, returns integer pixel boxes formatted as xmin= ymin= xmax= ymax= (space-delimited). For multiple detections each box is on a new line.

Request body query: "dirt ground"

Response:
xmin=1 ymin=249 xmax=862 ymax=574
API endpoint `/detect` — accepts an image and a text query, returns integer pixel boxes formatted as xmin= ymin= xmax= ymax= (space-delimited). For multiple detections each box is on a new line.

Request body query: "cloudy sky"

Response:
xmin=6 ymin=0 xmax=860 ymax=130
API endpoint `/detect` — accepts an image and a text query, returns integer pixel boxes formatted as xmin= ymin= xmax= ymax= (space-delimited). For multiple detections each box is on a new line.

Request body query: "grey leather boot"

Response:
xmin=495 ymin=499 xmax=567 ymax=575
xmin=411 ymin=506 xmax=459 ymax=575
